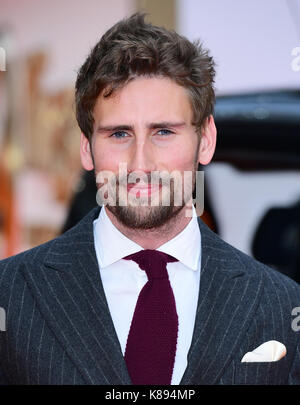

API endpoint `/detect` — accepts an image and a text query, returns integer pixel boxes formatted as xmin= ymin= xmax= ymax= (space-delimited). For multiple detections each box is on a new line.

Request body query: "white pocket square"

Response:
xmin=241 ymin=340 xmax=287 ymax=363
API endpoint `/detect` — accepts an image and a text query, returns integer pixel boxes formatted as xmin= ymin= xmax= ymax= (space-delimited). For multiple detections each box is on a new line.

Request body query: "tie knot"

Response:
xmin=123 ymin=249 xmax=178 ymax=280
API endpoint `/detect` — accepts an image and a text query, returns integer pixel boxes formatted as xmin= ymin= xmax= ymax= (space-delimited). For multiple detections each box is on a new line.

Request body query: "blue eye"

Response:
xmin=157 ymin=129 xmax=173 ymax=136
xmin=110 ymin=131 xmax=128 ymax=139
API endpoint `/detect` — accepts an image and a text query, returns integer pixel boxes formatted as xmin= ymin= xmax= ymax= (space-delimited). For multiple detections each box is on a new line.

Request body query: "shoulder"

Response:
xmin=198 ymin=217 xmax=300 ymax=301
xmin=0 ymin=237 xmax=57 ymax=272
xmin=0 ymin=236 xmax=59 ymax=305
xmin=0 ymin=206 xmax=100 ymax=303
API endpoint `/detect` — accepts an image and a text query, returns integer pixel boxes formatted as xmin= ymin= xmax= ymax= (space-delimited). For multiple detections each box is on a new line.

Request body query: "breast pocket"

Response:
xmin=233 ymin=356 xmax=288 ymax=385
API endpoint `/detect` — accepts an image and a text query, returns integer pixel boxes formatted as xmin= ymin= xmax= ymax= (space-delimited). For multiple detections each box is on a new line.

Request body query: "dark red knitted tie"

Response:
xmin=123 ymin=249 xmax=179 ymax=385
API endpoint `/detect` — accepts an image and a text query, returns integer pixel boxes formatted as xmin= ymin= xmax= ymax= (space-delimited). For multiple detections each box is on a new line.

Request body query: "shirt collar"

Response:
xmin=94 ymin=205 xmax=201 ymax=271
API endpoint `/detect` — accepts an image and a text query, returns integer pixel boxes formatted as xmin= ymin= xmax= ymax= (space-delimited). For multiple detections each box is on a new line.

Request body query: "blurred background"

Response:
xmin=0 ymin=0 xmax=299 ymax=282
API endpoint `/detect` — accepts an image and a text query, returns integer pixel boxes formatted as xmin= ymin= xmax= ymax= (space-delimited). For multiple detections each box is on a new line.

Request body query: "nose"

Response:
xmin=127 ymin=138 xmax=157 ymax=178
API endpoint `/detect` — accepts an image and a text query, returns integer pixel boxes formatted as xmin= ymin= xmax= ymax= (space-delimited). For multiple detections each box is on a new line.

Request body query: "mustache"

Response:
xmin=96 ymin=175 xmax=174 ymax=191
xmin=117 ymin=172 xmax=177 ymax=187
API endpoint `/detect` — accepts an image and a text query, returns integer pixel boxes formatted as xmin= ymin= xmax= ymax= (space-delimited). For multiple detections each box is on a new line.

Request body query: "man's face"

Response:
xmin=80 ymin=76 xmax=216 ymax=230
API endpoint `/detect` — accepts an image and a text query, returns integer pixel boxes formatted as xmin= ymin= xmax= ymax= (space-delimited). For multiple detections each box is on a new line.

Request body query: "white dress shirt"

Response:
xmin=93 ymin=205 xmax=201 ymax=385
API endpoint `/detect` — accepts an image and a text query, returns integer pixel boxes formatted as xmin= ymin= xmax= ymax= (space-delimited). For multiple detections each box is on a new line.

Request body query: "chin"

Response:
xmin=105 ymin=204 xmax=184 ymax=230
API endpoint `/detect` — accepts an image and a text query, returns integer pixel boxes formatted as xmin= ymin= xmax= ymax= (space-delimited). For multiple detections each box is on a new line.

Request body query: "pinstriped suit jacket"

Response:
xmin=0 ymin=206 xmax=300 ymax=385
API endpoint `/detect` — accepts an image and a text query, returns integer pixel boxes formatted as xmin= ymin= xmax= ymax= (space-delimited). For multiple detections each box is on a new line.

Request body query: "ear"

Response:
xmin=80 ymin=133 xmax=94 ymax=170
xmin=197 ymin=115 xmax=217 ymax=165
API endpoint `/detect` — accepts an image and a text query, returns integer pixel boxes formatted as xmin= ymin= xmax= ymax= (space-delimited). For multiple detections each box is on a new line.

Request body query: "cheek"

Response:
xmin=91 ymin=140 xmax=123 ymax=173
xmin=94 ymin=152 xmax=116 ymax=173
xmin=164 ymin=144 xmax=198 ymax=172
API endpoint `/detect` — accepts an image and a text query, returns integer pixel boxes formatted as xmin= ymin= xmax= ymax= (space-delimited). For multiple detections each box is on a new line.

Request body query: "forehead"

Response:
xmin=93 ymin=76 xmax=193 ymax=125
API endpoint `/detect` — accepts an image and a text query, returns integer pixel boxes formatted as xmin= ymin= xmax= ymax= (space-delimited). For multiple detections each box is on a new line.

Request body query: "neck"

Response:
xmin=104 ymin=203 xmax=194 ymax=250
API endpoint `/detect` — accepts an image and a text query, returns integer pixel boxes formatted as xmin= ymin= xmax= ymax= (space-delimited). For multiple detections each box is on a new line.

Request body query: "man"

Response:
xmin=0 ymin=13 xmax=300 ymax=385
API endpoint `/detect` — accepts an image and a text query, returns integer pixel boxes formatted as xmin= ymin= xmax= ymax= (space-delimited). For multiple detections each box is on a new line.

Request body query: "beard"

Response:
xmin=106 ymin=200 xmax=183 ymax=230
xmin=95 ymin=165 xmax=198 ymax=231
xmin=105 ymin=180 xmax=185 ymax=230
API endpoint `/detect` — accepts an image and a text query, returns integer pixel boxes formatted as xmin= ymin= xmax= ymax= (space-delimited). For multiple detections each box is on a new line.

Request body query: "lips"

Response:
xmin=127 ymin=183 xmax=162 ymax=195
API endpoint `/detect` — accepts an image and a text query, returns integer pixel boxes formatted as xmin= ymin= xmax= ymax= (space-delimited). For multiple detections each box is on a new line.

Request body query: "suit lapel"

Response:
xmin=180 ymin=218 xmax=264 ymax=385
xmin=21 ymin=207 xmax=131 ymax=385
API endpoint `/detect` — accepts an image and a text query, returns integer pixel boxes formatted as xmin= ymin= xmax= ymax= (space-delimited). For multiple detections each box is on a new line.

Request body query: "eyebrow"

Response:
xmin=96 ymin=121 xmax=187 ymax=133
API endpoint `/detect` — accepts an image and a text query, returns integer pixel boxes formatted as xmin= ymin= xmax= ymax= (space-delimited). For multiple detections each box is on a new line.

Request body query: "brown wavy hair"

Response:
xmin=75 ymin=12 xmax=216 ymax=141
